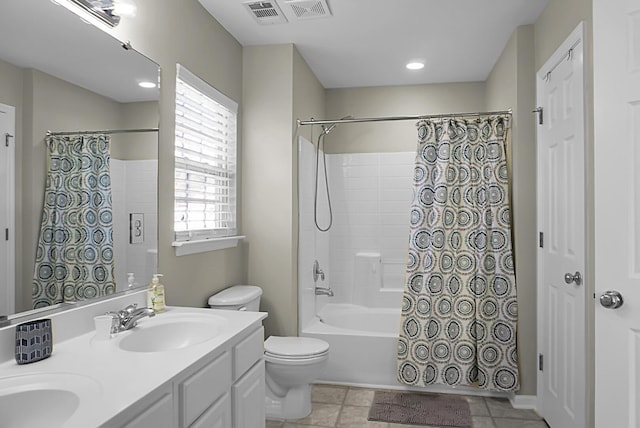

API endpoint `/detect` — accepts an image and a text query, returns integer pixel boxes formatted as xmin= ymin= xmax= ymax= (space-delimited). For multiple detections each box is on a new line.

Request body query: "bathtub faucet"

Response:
xmin=315 ymin=285 xmax=334 ymax=297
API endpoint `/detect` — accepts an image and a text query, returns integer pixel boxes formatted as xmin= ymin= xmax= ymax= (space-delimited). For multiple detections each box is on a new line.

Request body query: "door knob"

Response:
xmin=600 ymin=290 xmax=624 ymax=309
xmin=564 ymin=271 xmax=582 ymax=286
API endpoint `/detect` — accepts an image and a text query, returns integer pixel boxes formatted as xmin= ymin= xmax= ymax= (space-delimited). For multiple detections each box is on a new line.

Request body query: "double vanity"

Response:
xmin=0 ymin=290 xmax=267 ymax=427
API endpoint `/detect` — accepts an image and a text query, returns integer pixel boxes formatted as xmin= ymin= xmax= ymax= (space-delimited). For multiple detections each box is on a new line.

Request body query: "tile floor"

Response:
xmin=266 ymin=384 xmax=549 ymax=428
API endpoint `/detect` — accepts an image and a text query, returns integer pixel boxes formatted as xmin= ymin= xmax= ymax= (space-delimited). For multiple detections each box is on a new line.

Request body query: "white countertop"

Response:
xmin=0 ymin=306 xmax=267 ymax=427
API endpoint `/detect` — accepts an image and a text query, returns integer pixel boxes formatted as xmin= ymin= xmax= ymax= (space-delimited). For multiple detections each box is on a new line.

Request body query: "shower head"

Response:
xmin=321 ymin=115 xmax=354 ymax=136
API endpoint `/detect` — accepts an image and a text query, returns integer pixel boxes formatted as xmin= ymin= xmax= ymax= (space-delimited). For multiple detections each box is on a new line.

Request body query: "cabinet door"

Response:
xmin=122 ymin=388 xmax=174 ymax=428
xmin=180 ymin=351 xmax=232 ymax=427
xmin=232 ymin=359 xmax=265 ymax=428
xmin=190 ymin=392 xmax=232 ymax=428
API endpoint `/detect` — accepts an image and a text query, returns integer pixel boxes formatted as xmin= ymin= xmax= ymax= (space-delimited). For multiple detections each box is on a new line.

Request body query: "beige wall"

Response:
xmin=242 ymin=44 xmax=325 ymax=337
xmin=485 ymin=25 xmax=537 ymax=397
xmin=242 ymin=44 xmax=295 ymax=337
xmin=292 ymin=47 xmax=327 ymax=334
xmin=534 ymin=0 xmax=592 ymax=70
xmin=109 ymin=0 xmax=246 ymax=309
xmin=324 ymin=83 xmax=485 ymax=154
xmin=112 ymin=101 xmax=158 ymax=160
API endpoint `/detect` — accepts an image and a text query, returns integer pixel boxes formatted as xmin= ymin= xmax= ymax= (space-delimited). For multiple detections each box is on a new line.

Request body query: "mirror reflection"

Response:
xmin=0 ymin=0 xmax=159 ymax=318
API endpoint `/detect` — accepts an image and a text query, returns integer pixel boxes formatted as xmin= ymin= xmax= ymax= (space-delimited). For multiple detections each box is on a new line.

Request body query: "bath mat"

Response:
xmin=367 ymin=391 xmax=472 ymax=427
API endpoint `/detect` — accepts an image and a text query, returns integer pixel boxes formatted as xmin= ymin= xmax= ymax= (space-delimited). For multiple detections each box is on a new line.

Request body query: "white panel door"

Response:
xmin=594 ymin=0 xmax=640 ymax=426
xmin=0 ymin=103 xmax=15 ymax=317
xmin=537 ymin=24 xmax=586 ymax=428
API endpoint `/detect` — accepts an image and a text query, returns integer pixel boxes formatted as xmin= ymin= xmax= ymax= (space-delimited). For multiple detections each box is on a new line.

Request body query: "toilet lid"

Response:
xmin=207 ymin=285 xmax=262 ymax=307
xmin=264 ymin=336 xmax=329 ymax=359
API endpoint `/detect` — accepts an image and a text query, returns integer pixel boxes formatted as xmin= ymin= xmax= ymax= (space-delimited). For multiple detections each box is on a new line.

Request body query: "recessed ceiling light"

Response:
xmin=406 ymin=62 xmax=425 ymax=70
xmin=138 ymin=81 xmax=157 ymax=89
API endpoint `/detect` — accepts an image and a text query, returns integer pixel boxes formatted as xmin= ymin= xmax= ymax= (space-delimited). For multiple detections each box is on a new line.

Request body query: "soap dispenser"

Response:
xmin=147 ymin=274 xmax=166 ymax=313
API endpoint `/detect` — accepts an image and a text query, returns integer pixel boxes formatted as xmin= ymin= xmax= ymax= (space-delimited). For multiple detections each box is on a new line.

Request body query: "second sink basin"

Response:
xmin=0 ymin=373 xmax=102 ymax=428
xmin=117 ymin=312 xmax=228 ymax=353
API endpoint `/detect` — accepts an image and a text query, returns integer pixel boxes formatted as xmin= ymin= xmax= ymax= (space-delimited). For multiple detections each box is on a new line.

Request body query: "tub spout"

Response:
xmin=315 ymin=286 xmax=334 ymax=297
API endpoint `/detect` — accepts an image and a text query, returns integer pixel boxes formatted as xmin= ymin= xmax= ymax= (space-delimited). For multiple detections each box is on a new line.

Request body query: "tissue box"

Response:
xmin=15 ymin=319 xmax=53 ymax=364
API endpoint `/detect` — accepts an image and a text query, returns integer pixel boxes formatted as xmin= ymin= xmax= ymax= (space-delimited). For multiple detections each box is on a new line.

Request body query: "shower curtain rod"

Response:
xmin=297 ymin=108 xmax=512 ymax=127
xmin=46 ymin=127 xmax=159 ymax=137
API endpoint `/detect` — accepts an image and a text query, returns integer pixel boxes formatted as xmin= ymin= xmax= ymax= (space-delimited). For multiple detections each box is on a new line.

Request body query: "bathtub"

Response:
xmin=303 ymin=303 xmax=504 ymax=397
xmin=302 ymin=303 xmax=402 ymax=387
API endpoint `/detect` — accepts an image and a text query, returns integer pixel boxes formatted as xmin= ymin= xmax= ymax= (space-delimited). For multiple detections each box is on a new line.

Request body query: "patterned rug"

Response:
xmin=367 ymin=391 xmax=472 ymax=427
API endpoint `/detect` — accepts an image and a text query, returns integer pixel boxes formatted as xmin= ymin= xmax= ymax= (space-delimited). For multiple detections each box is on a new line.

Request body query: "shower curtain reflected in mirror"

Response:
xmin=32 ymin=135 xmax=116 ymax=308
xmin=397 ymin=116 xmax=519 ymax=392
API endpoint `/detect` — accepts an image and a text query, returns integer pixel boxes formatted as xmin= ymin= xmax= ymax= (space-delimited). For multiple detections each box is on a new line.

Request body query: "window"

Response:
xmin=174 ymin=64 xmax=238 ymax=245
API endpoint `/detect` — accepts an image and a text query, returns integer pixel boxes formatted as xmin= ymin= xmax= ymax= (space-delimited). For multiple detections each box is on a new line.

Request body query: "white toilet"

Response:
xmin=208 ymin=285 xmax=329 ymax=420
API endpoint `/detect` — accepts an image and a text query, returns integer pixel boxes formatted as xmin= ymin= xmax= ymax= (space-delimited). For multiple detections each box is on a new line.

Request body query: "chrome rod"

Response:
xmin=297 ymin=109 xmax=512 ymax=127
xmin=46 ymin=128 xmax=159 ymax=137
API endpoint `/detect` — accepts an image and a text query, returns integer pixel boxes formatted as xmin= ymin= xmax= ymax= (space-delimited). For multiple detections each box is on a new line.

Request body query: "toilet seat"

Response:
xmin=264 ymin=336 xmax=329 ymax=360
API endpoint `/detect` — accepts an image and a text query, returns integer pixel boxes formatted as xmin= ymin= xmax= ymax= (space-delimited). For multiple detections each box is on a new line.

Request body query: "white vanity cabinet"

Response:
xmin=232 ymin=327 xmax=266 ymax=428
xmin=179 ymin=325 xmax=265 ymax=428
xmin=102 ymin=323 xmax=265 ymax=428
xmin=108 ymin=384 xmax=176 ymax=428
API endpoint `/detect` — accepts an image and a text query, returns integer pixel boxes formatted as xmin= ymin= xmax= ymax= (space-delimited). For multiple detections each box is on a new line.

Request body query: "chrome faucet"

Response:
xmin=106 ymin=303 xmax=155 ymax=333
xmin=315 ymin=285 xmax=334 ymax=297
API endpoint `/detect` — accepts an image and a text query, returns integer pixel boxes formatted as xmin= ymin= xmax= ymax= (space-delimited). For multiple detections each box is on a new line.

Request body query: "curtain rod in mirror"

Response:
xmin=46 ymin=128 xmax=159 ymax=137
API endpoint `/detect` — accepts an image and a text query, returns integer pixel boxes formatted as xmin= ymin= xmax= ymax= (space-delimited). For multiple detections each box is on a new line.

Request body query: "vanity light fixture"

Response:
xmin=406 ymin=61 xmax=425 ymax=70
xmin=63 ymin=0 xmax=137 ymax=27
xmin=138 ymin=81 xmax=157 ymax=89
xmin=112 ymin=0 xmax=137 ymax=18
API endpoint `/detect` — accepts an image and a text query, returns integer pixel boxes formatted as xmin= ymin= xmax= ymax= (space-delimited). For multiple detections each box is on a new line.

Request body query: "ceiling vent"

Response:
xmin=282 ymin=0 xmax=331 ymax=20
xmin=242 ymin=1 xmax=288 ymax=25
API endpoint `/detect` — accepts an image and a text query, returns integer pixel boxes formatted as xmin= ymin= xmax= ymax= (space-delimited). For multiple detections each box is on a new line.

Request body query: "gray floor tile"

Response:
xmin=284 ymin=424 xmax=331 ymax=428
xmin=472 ymin=416 xmax=498 ymax=428
xmin=313 ymin=384 xmax=349 ymax=404
xmin=344 ymin=388 xmax=377 ymax=407
xmin=493 ymin=418 xmax=550 ymax=428
xmin=466 ymin=396 xmax=490 ymax=416
xmin=337 ymin=405 xmax=388 ymax=427
xmin=272 ymin=384 xmax=548 ymax=428
xmin=485 ymin=398 xmax=541 ymax=420
xmin=291 ymin=402 xmax=342 ymax=427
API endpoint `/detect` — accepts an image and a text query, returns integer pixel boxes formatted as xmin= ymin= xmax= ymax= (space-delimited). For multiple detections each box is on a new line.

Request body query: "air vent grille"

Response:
xmin=242 ymin=1 xmax=287 ymax=25
xmin=283 ymin=0 xmax=331 ymax=20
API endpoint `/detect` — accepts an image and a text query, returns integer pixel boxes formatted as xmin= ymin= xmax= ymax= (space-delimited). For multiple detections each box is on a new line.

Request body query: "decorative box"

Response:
xmin=14 ymin=319 xmax=53 ymax=364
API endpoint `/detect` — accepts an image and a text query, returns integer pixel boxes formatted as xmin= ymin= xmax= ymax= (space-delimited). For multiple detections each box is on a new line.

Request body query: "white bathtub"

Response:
xmin=303 ymin=303 xmax=503 ymax=397
xmin=302 ymin=303 xmax=402 ymax=387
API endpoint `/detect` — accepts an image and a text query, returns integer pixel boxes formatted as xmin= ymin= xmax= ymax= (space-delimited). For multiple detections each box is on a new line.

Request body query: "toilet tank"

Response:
xmin=208 ymin=285 xmax=262 ymax=311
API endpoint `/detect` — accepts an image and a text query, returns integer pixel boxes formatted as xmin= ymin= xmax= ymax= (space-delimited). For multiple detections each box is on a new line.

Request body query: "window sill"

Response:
xmin=172 ymin=236 xmax=245 ymax=256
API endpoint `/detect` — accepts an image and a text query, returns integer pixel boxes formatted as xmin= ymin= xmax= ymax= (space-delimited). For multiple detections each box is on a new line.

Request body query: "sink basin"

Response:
xmin=0 ymin=373 xmax=101 ymax=428
xmin=118 ymin=312 xmax=228 ymax=353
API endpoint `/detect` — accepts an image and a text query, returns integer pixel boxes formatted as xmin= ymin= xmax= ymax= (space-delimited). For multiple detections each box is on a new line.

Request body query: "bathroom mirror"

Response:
xmin=0 ymin=0 xmax=159 ymax=320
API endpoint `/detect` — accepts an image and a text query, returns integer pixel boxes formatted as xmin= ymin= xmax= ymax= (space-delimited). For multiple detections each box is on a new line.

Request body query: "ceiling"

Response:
xmin=198 ymin=0 xmax=548 ymax=89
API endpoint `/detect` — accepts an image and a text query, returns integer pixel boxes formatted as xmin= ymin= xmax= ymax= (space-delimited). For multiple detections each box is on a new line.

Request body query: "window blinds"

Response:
xmin=174 ymin=65 xmax=238 ymax=242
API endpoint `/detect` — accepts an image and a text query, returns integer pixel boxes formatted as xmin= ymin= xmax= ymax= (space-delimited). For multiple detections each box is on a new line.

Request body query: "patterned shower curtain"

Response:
xmin=32 ymin=135 xmax=116 ymax=308
xmin=397 ymin=116 xmax=519 ymax=392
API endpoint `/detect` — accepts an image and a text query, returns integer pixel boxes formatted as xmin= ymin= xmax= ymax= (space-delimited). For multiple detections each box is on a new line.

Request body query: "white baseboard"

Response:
xmin=509 ymin=393 xmax=537 ymax=410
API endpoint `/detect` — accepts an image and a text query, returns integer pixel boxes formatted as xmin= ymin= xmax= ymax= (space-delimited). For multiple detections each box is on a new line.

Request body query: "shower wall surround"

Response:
xmin=298 ymin=137 xmax=414 ymax=319
xmin=328 ymin=151 xmax=414 ymax=307
xmin=111 ymin=159 xmax=158 ymax=291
